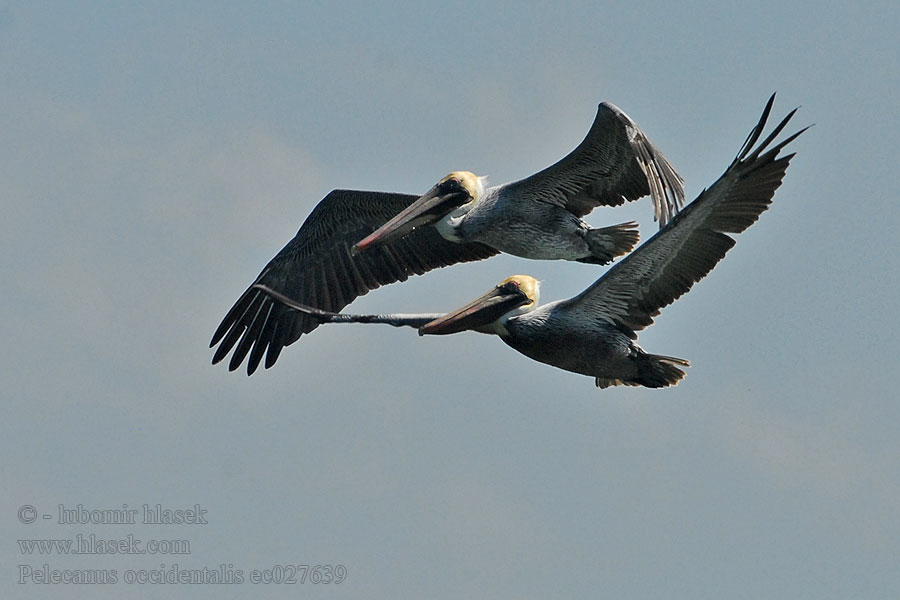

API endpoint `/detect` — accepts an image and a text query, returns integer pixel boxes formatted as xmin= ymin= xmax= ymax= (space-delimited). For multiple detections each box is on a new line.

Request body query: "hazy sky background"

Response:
xmin=2 ymin=2 xmax=898 ymax=598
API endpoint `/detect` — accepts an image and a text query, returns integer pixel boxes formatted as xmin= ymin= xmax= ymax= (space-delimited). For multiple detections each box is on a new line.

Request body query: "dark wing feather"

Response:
xmin=555 ymin=94 xmax=806 ymax=336
xmin=501 ymin=102 xmax=685 ymax=226
xmin=211 ymin=189 xmax=498 ymax=374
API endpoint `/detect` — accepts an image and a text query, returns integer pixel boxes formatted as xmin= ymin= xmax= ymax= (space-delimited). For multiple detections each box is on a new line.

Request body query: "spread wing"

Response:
xmin=211 ymin=190 xmax=498 ymax=374
xmin=553 ymin=94 xmax=806 ymax=336
xmin=500 ymin=102 xmax=685 ymax=226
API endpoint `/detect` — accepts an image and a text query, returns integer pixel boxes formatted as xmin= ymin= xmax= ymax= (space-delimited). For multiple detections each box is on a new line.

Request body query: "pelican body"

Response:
xmin=354 ymin=102 xmax=685 ymax=264
xmin=356 ymin=171 xmax=642 ymax=264
xmin=256 ymin=95 xmax=805 ymax=388
xmin=211 ymin=102 xmax=684 ymax=374
xmin=420 ymin=275 xmax=691 ymax=388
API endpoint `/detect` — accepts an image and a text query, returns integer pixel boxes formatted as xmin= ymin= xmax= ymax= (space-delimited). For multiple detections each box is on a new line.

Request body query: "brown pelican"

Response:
xmin=353 ymin=102 xmax=685 ymax=260
xmin=252 ymin=95 xmax=805 ymax=387
xmin=211 ymin=102 xmax=684 ymax=374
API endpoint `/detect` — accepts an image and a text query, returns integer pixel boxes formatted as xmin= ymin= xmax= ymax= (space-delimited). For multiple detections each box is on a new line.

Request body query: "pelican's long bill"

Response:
xmin=420 ymin=280 xmax=531 ymax=336
xmin=352 ymin=178 xmax=471 ymax=254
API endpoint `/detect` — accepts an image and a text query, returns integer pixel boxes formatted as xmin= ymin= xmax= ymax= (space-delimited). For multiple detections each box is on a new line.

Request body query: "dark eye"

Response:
xmin=502 ymin=281 xmax=519 ymax=293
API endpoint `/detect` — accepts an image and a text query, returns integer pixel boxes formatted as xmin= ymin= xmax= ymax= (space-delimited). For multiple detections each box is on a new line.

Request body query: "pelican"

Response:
xmin=211 ymin=102 xmax=684 ymax=374
xmin=252 ymin=95 xmax=805 ymax=388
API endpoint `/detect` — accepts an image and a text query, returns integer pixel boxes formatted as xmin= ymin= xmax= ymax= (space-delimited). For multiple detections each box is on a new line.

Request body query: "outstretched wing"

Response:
xmin=554 ymin=94 xmax=806 ymax=336
xmin=211 ymin=190 xmax=498 ymax=374
xmin=500 ymin=102 xmax=685 ymax=226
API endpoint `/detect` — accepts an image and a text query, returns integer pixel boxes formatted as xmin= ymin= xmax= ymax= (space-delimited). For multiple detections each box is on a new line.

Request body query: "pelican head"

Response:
xmin=352 ymin=171 xmax=483 ymax=254
xmin=419 ymin=275 xmax=539 ymax=336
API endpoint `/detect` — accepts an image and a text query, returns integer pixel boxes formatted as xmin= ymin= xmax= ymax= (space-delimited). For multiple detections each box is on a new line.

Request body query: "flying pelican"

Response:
xmin=252 ymin=95 xmax=805 ymax=388
xmin=211 ymin=102 xmax=684 ymax=374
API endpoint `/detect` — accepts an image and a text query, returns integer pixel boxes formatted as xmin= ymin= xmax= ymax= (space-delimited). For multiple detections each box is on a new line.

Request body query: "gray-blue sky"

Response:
xmin=2 ymin=2 xmax=898 ymax=598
